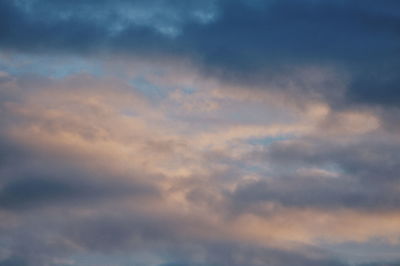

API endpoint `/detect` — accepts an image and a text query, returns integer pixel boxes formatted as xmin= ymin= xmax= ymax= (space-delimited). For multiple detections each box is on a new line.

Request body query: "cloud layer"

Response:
xmin=2 ymin=0 xmax=400 ymax=106
xmin=0 ymin=1 xmax=400 ymax=265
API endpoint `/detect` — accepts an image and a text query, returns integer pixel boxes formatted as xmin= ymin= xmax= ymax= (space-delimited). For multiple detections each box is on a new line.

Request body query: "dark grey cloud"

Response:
xmin=0 ymin=256 xmax=28 ymax=266
xmin=183 ymin=0 xmax=400 ymax=106
xmin=231 ymin=137 xmax=400 ymax=212
xmin=0 ymin=202 xmax=351 ymax=266
xmin=0 ymin=177 xmax=87 ymax=210
xmin=265 ymin=138 xmax=400 ymax=183
xmin=2 ymin=215 xmax=349 ymax=266
xmin=0 ymin=173 xmax=158 ymax=211
xmin=1 ymin=0 xmax=400 ymax=106
xmin=231 ymin=174 xmax=400 ymax=212
xmin=0 ymin=0 xmax=216 ymax=54
xmin=0 ymin=133 xmax=160 ymax=212
xmin=359 ymin=262 xmax=400 ymax=266
xmin=156 ymin=241 xmax=347 ymax=266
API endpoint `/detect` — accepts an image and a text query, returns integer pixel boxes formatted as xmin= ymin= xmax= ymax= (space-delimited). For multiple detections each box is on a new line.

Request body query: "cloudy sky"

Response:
xmin=1 ymin=0 xmax=400 ymax=265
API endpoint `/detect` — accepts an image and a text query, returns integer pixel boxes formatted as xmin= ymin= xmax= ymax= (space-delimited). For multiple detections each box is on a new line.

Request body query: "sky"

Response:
xmin=0 ymin=0 xmax=400 ymax=265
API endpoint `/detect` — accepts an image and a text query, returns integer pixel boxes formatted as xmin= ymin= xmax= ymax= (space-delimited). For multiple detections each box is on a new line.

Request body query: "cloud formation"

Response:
xmin=0 ymin=1 xmax=400 ymax=265
xmin=1 ymin=0 xmax=400 ymax=107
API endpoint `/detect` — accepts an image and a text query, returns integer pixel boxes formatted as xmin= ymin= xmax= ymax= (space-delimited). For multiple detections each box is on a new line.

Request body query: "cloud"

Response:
xmin=1 ymin=0 xmax=400 ymax=107
xmin=230 ymin=134 xmax=400 ymax=213
xmin=0 ymin=41 xmax=400 ymax=266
